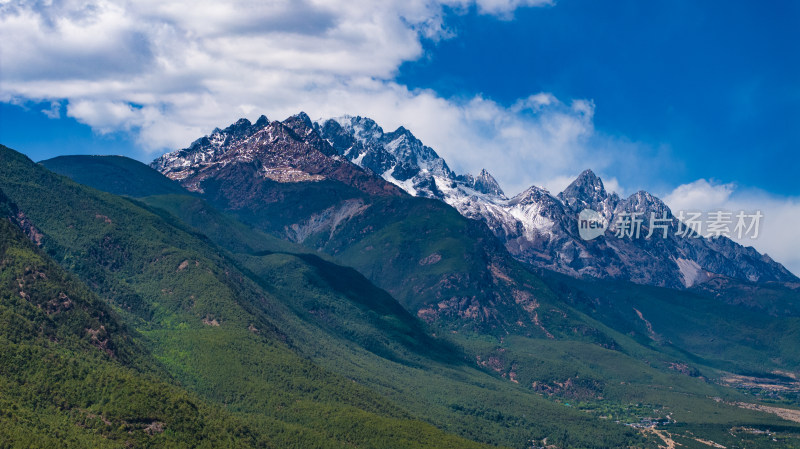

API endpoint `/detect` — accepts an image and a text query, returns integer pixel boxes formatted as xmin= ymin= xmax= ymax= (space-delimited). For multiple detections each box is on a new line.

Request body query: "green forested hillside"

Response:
xmin=0 ymin=146 xmax=500 ymax=449
xmin=41 ymin=155 xmax=189 ymax=198
xmin=15 ymin=151 xmax=800 ymax=448
xmin=539 ymin=269 xmax=800 ymax=374
xmin=33 ymin=157 xmax=661 ymax=447
xmin=0 ymin=190 xmax=279 ymax=448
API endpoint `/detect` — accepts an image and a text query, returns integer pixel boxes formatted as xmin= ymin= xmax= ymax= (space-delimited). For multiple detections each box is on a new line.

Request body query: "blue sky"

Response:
xmin=1 ymin=1 xmax=797 ymax=195
xmin=397 ymin=0 xmax=799 ymax=195
xmin=0 ymin=101 xmax=137 ymax=158
xmin=1 ymin=0 xmax=799 ymax=272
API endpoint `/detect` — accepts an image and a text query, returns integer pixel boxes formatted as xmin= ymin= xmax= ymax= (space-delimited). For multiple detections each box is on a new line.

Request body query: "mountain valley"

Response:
xmin=0 ymin=110 xmax=797 ymax=448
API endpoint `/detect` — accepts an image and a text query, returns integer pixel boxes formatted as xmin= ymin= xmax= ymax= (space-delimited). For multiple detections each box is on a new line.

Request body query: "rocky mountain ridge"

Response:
xmin=314 ymin=115 xmax=795 ymax=289
xmin=152 ymin=113 xmax=402 ymax=198
xmin=153 ymin=113 xmax=797 ymax=289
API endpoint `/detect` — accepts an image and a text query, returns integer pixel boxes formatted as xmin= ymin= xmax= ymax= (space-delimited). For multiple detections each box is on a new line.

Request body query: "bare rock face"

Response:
xmin=1 ymin=187 xmax=46 ymax=246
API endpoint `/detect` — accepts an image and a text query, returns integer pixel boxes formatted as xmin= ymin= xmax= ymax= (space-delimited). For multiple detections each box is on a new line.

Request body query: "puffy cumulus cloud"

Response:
xmin=664 ymin=179 xmax=736 ymax=213
xmin=599 ymin=177 xmax=626 ymax=198
xmin=2 ymin=0 xmax=645 ymax=197
xmin=0 ymin=0 xmax=153 ymax=81
xmin=664 ymin=180 xmax=800 ymax=277
xmin=67 ymin=100 xmax=142 ymax=133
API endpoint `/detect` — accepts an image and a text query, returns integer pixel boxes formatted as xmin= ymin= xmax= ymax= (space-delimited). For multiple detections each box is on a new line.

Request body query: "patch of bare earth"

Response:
xmin=693 ymin=437 xmax=725 ymax=448
xmin=633 ymin=307 xmax=659 ymax=341
xmin=202 ymin=316 xmax=220 ymax=326
xmin=721 ymin=373 xmax=800 ymax=392
xmin=640 ymin=427 xmax=677 ymax=449
xmin=144 ymin=421 xmax=165 ymax=435
xmin=734 ymin=402 xmax=800 ymax=423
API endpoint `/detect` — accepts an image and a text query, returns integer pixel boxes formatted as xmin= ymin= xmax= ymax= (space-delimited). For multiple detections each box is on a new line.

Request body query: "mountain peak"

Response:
xmin=152 ymin=112 xmax=798 ymax=290
xmin=254 ymin=114 xmax=269 ymax=127
xmin=329 ymin=115 xmax=384 ymax=141
xmin=473 ymin=169 xmax=505 ymax=197
xmin=558 ymin=169 xmax=608 ymax=210
xmin=510 ymin=184 xmax=556 ymax=205
xmin=286 ymin=111 xmax=314 ymax=130
xmin=282 ymin=112 xmax=337 ymax=157
xmin=618 ymin=190 xmax=672 ymax=217
xmin=232 ymin=117 xmax=252 ymax=127
xmin=393 ymin=125 xmax=410 ymax=135
xmin=575 ymin=169 xmax=604 ymax=191
xmin=296 ymin=111 xmax=312 ymax=125
xmin=226 ymin=118 xmax=254 ymax=136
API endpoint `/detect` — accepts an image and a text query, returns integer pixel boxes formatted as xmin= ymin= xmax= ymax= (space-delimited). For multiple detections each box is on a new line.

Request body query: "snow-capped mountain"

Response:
xmin=153 ymin=112 xmax=797 ymax=290
xmin=316 ymin=115 xmax=797 ymax=289
xmin=315 ymin=115 xmax=456 ymax=198
xmin=152 ymin=113 xmax=401 ymax=198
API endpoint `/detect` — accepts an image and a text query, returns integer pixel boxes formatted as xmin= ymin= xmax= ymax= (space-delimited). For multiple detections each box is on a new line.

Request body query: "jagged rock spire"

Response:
xmin=558 ymin=169 xmax=608 ymax=211
xmin=473 ymin=169 xmax=505 ymax=197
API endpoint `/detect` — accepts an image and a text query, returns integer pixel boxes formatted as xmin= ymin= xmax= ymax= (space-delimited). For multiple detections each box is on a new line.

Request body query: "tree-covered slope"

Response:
xmin=0 ymin=145 xmax=499 ymax=449
xmin=40 ymin=155 xmax=189 ymax=198
xmin=0 ymin=189 xmax=282 ymax=448
xmin=5 ymin=145 xmax=663 ymax=448
xmin=539 ymin=269 xmax=800 ymax=374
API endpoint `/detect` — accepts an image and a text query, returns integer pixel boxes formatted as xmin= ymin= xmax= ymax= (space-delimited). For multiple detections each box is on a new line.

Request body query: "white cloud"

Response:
xmin=540 ymin=174 xmax=578 ymax=194
xmin=663 ymin=179 xmax=736 ymax=212
xmin=600 ymin=176 xmax=626 ymax=198
xmin=664 ymin=180 xmax=800 ymax=277
xmin=334 ymin=90 xmax=601 ymax=196
xmin=67 ymin=100 xmax=141 ymax=133
xmin=41 ymin=100 xmax=61 ymax=119
xmin=473 ymin=0 xmax=553 ymax=17
xmin=0 ymin=0 xmax=668 ymax=198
